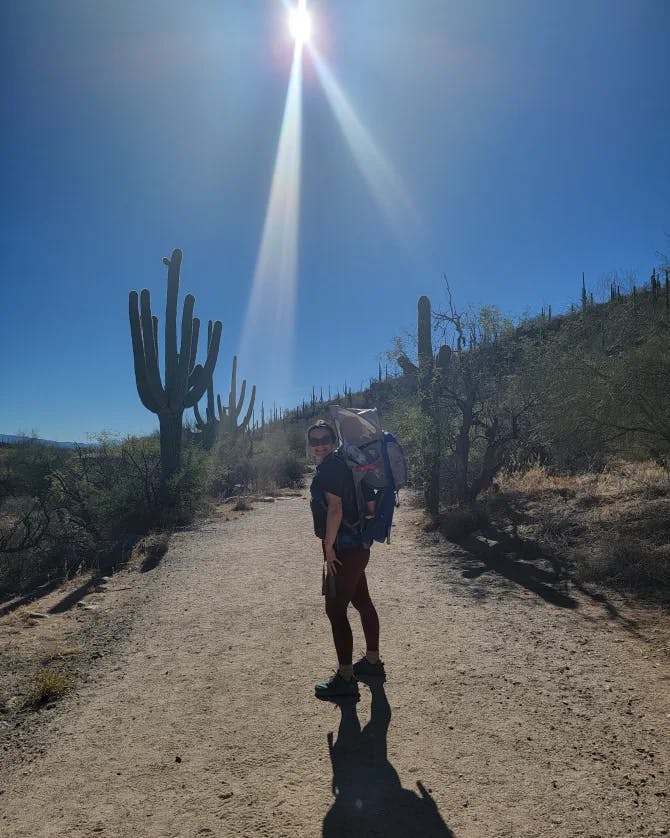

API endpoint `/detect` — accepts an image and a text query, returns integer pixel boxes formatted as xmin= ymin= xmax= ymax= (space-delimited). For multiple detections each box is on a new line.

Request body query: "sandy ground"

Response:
xmin=0 ymin=493 xmax=669 ymax=837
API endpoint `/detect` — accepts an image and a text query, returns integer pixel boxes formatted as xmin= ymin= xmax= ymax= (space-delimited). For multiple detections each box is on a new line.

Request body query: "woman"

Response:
xmin=307 ymin=420 xmax=385 ymax=699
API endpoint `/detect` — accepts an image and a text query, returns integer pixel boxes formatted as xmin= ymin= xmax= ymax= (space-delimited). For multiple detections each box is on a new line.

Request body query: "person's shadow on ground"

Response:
xmin=322 ymin=676 xmax=455 ymax=837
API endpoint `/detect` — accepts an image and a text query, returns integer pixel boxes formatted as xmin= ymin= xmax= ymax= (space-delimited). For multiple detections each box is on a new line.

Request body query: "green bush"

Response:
xmin=0 ymin=437 xmax=70 ymax=502
xmin=207 ymin=434 xmax=255 ymax=498
xmin=254 ymin=449 xmax=305 ymax=491
xmin=0 ymin=433 xmax=209 ymax=595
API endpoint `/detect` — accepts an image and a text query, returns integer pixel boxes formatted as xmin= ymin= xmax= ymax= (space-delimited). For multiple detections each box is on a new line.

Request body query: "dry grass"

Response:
xmin=495 ymin=460 xmax=670 ymax=603
xmin=502 ymin=460 xmax=669 ymax=498
xmin=25 ymin=668 xmax=74 ymax=708
xmin=438 ymin=505 xmax=490 ymax=540
xmin=502 ymin=463 xmax=591 ymax=497
xmin=232 ymin=498 xmax=253 ymax=512
xmin=133 ymin=532 xmax=170 ymax=563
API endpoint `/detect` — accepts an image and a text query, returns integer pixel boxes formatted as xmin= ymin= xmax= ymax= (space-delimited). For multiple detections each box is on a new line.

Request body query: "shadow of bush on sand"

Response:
xmin=439 ymin=517 xmax=649 ymax=638
xmin=452 ymin=525 xmax=578 ymax=609
xmin=322 ymin=676 xmax=454 ymax=837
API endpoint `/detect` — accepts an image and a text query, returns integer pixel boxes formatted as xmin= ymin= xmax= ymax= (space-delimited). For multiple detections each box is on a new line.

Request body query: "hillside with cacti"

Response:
xmin=1 ymin=251 xmax=669 ymax=606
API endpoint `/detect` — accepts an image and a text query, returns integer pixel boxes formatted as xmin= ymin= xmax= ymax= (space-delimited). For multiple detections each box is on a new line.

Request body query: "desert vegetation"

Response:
xmin=2 ymin=255 xmax=669 ymax=608
xmin=383 ymin=266 xmax=670 ymax=603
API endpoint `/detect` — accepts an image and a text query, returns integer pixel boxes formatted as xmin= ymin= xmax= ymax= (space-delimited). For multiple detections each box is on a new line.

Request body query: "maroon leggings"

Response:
xmin=322 ymin=544 xmax=380 ymax=665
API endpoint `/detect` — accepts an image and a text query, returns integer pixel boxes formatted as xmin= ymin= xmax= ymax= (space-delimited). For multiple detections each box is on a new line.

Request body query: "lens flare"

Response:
xmin=289 ymin=1 xmax=312 ymax=46
xmin=309 ymin=45 xmax=421 ymax=243
xmin=241 ymin=7 xmax=423 ymax=415
xmin=238 ymin=43 xmax=303 ymax=401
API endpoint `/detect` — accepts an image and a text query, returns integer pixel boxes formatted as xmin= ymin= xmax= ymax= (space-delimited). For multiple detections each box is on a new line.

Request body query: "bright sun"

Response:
xmin=289 ymin=3 xmax=312 ymax=46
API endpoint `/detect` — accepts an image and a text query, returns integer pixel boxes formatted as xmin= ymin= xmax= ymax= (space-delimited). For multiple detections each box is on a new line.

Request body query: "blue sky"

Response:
xmin=2 ymin=0 xmax=669 ymax=441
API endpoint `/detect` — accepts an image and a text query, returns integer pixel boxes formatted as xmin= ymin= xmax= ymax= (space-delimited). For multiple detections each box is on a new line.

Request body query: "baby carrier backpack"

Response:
xmin=328 ymin=406 xmax=407 ymax=544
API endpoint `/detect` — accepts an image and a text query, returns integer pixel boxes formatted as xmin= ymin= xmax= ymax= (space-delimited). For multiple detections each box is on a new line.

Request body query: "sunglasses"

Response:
xmin=309 ymin=435 xmax=333 ymax=447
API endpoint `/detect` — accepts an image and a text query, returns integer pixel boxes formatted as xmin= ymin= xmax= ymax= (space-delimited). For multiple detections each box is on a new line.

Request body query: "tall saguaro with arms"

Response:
xmin=129 ymin=248 xmax=222 ymax=483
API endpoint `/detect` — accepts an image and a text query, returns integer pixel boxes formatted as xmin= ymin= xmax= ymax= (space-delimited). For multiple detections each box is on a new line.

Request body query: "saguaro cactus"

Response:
xmin=418 ymin=295 xmax=434 ymax=410
xmin=418 ymin=296 xmax=449 ymax=514
xmin=129 ymin=249 xmax=222 ymax=482
xmin=224 ymin=355 xmax=256 ymax=434
xmin=193 ymin=347 xmax=256 ymax=445
xmin=400 ymin=296 xmax=450 ymax=515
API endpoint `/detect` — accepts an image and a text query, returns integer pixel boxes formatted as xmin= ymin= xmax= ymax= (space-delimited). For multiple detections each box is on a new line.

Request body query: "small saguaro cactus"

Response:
xmin=417 ymin=295 xmax=434 ymax=409
xmin=129 ymin=249 xmax=222 ymax=482
xmin=193 ymin=339 xmax=256 ymax=445
xmin=399 ymin=296 xmax=450 ymax=515
xmin=223 ymin=355 xmax=256 ymax=435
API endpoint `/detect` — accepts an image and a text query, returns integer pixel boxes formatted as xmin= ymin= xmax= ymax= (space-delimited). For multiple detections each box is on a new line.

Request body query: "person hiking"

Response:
xmin=307 ymin=420 xmax=386 ymax=699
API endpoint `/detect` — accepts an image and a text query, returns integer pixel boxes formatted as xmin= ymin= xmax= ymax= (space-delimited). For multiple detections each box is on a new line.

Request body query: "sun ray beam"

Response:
xmin=239 ymin=42 xmax=303 ymax=399
xmin=308 ymin=45 xmax=422 ymax=244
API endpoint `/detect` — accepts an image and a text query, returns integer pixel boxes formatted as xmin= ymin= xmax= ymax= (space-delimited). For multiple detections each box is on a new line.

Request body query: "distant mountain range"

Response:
xmin=0 ymin=434 xmax=96 ymax=448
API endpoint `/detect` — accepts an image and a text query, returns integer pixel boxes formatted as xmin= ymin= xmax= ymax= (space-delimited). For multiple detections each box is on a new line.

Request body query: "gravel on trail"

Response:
xmin=0 ymin=494 xmax=668 ymax=837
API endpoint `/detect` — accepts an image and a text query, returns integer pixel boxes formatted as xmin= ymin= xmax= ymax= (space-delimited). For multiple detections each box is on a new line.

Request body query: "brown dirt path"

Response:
xmin=1 ymin=494 xmax=668 ymax=837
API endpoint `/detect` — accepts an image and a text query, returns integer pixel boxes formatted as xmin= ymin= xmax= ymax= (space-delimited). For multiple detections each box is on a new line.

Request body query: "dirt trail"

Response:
xmin=1 ymin=494 xmax=668 ymax=837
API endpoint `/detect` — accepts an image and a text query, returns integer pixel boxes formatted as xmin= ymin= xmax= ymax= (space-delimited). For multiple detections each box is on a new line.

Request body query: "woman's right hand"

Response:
xmin=324 ymin=545 xmax=342 ymax=576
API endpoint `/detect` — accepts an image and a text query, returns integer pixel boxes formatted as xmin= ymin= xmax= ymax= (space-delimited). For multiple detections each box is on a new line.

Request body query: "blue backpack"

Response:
xmin=329 ymin=407 xmax=407 ymax=545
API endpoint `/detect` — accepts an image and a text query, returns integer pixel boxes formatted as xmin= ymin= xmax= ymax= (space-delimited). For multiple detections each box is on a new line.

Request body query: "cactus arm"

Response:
xmin=171 ymin=292 xmax=195 ymax=409
xmin=188 ymin=363 xmax=204 ymax=393
xmin=436 ymin=345 xmax=451 ymax=370
xmin=129 ymin=291 xmax=160 ymax=413
xmin=217 ymin=393 xmax=225 ymax=421
xmin=183 ymin=320 xmax=221 ymax=408
xmin=418 ymin=295 xmax=433 ymax=374
xmin=200 ymin=320 xmax=222 ymax=388
xmin=236 ymin=379 xmax=247 ymax=417
xmin=205 ymin=322 xmax=216 ymax=419
xmin=193 ymin=399 xmax=207 ymax=430
xmin=152 ymin=316 xmax=159 ymax=363
xmin=163 ymin=249 xmax=182 ymax=404
xmin=228 ymin=356 xmax=238 ymax=418
xmin=398 ymin=355 xmax=418 ymax=376
xmin=184 ymin=369 xmax=204 ymax=408
xmin=240 ymin=385 xmax=256 ymax=431
xmin=189 ymin=317 xmax=200 ymax=376
xmin=206 ymin=375 xmax=216 ymax=420
xmin=139 ymin=289 xmax=167 ymax=409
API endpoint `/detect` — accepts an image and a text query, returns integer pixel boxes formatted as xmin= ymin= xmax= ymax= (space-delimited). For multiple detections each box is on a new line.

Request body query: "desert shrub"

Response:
xmin=488 ymin=460 xmax=670 ymax=603
xmin=25 ymin=668 xmax=73 ymax=708
xmin=246 ymin=425 xmax=306 ymax=493
xmin=205 ymin=425 xmax=306 ymax=497
xmin=382 ymin=400 xmax=423 ymax=487
xmin=438 ymin=503 xmax=490 ymax=541
xmin=523 ymin=297 xmax=670 ymax=469
xmin=578 ymin=538 xmax=670 ymax=597
xmin=134 ymin=531 xmax=170 ymax=562
xmin=285 ymin=425 xmax=309 ymax=457
xmin=0 ymin=486 xmax=80 ymax=594
xmin=252 ymin=447 xmax=304 ymax=492
xmin=207 ymin=434 xmax=255 ymax=498
xmin=0 ymin=433 xmax=208 ymax=595
xmin=160 ymin=443 xmax=210 ymax=527
xmin=500 ymin=463 xmax=579 ymax=498
xmin=52 ymin=434 xmax=207 ymax=535
xmin=232 ymin=498 xmax=253 ymax=511
xmin=0 ymin=438 xmax=70 ymax=502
